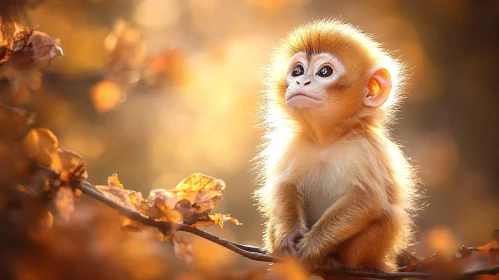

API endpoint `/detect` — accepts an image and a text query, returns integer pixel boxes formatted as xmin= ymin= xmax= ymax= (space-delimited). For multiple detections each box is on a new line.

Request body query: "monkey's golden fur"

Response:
xmin=254 ymin=20 xmax=419 ymax=277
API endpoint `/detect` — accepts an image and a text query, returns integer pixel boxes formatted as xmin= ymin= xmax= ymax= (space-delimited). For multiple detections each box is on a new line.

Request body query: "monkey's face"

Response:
xmin=284 ymin=51 xmax=392 ymax=125
xmin=284 ymin=52 xmax=358 ymax=119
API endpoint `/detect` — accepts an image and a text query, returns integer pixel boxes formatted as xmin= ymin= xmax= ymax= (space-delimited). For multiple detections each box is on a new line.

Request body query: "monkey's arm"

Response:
xmin=297 ymin=190 xmax=383 ymax=266
xmin=267 ymin=182 xmax=308 ymax=255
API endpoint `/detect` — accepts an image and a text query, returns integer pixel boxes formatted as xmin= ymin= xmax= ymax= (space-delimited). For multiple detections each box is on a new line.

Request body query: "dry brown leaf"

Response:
xmin=150 ymin=173 xmax=225 ymax=212
xmin=21 ymin=128 xmax=84 ymax=173
xmin=456 ymin=230 xmax=499 ymax=274
xmin=27 ymin=31 xmax=64 ymax=69
xmin=397 ymin=250 xmax=423 ymax=272
xmin=145 ymin=196 xmax=183 ymax=224
xmin=95 ymin=174 xmax=142 ymax=210
xmin=147 ymin=173 xmax=239 ymax=228
xmin=95 ymin=174 xmax=147 ymax=229
xmin=21 ymin=127 xmax=58 ymax=167
xmin=399 ymin=230 xmax=499 ymax=276
xmin=0 ymin=26 xmax=63 ymax=105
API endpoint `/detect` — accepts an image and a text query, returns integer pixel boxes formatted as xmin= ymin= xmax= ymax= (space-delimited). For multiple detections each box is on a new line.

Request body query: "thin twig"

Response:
xmin=69 ymin=178 xmax=499 ymax=280
xmin=177 ymin=225 xmax=278 ymax=262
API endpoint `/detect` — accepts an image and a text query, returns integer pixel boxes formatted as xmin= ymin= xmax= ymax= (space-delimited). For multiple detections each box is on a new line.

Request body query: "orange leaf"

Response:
xmin=21 ymin=128 xmax=84 ymax=173
xmin=0 ymin=27 xmax=63 ymax=105
xmin=208 ymin=213 xmax=242 ymax=228
xmin=148 ymin=173 xmax=239 ymax=228
xmin=95 ymin=174 xmax=142 ymax=211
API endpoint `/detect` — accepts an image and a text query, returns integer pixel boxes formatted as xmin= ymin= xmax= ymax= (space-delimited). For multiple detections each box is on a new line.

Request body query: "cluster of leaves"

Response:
xmin=0 ymin=17 xmax=63 ymax=105
xmin=395 ymin=233 xmax=499 ymax=279
xmin=0 ymin=16 xmax=254 ymax=280
xmin=96 ymin=172 xmax=241 ymax=233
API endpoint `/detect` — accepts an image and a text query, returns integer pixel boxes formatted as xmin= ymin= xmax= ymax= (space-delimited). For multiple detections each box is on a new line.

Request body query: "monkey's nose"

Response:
xmin=296 ymin=79 xmax=311 ymax=86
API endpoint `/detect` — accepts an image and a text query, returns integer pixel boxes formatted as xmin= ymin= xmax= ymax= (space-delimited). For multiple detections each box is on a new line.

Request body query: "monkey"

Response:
xmin=254 ymin=20 xmax=419 ymax=278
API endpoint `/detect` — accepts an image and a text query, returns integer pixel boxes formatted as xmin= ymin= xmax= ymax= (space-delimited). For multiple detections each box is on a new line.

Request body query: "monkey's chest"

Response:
xmin=296 ymin=164 xmax=347 ymax=228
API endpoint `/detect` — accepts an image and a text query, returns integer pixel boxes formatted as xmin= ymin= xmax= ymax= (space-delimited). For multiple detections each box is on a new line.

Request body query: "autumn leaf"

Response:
xmin=150 ymin=173 xmax=225 ymax=212
xmin=0 ymin=23 xmax=63 ymax=105
xmin=27 ymin=31 xmax=64 ymax=69
xmin=146 ymin=173 xmax=239 ymax=228
xmin=95 ymin=174 xmax=148 ymax=230
xmin=398 ymin=230 xmax=499 ymax=276
xmin=456 ymin=230 xmax=499 ymax=274
xmin=21 ymin=128 xmax=84 ymax=173
xmin=95 ymin=174 xmax=142 ymax=210
xmin=22 ymin=127 xmax=59 ymax=168
xmin=208 ymin=213 xmax=241 ymax=228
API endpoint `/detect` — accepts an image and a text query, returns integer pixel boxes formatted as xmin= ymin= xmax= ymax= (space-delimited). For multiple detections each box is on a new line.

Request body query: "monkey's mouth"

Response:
xmin=286 ymin=92 xmax=322 ymax=102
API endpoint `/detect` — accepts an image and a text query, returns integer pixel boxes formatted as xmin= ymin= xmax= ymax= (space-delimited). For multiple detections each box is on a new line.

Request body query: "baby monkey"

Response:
xmin=254 ymin=20 xmax=418 ymax=277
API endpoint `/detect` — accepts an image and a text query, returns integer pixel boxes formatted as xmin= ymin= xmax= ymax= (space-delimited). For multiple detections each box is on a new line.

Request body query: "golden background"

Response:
xmin=23 ymin=0 xmax=499 ymax=267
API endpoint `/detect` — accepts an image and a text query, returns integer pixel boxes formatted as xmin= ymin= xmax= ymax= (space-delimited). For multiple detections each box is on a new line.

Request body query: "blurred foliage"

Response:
xmin=0 ymin=0 xmax=498 ymax=278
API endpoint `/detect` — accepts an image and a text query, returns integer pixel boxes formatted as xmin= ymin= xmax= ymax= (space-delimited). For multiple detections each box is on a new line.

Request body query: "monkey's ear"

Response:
xmin=364 ymin=68 xmax=392 ymax=108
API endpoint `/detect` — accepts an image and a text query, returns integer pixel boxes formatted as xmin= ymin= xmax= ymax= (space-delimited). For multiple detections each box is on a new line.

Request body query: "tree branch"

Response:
xmin=70 ymin=179 xmax=499 ymax=280
xmin=75 ymin=181 xmax=275 ymax=262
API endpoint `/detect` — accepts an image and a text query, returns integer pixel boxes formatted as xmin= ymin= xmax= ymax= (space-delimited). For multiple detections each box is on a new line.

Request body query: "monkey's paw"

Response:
xmin=273 ymin=228 xmax=306 ymax=256
xmin=286 ymin=229 xmax=306 ymax=254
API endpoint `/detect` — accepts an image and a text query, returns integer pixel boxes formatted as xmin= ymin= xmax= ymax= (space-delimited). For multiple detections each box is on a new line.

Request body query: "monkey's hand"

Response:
xmin=274 ymin=228 xmax=307 ymax=256
xmin=287 ymin=229 xmax=305 ymax=254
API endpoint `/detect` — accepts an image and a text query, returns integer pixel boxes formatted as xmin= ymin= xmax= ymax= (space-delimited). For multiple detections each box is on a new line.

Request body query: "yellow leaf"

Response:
xmin=21 ymin=128 xmax=58 ymax=168
xmin=21 ymin=128 xmax=84 ymax=173
xmin=150 ymin=173 xmax=225 ymax=211
xmin=95 ymin=174 xmax=142 ymax=211
xmin=208 ymin=213 xmax=242 ymax=228
xmin=147 ymin=174 xmax=239 ymax=228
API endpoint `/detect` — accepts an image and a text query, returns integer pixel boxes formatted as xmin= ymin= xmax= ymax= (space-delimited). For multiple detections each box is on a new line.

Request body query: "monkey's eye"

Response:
xmin=317 ymin=66 xmax=333 ymax=77
xmin=291 ymin=65 xmax=304 ymax=77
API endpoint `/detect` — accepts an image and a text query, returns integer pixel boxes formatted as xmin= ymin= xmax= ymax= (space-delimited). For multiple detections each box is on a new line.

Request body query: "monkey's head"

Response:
xmin=262 ymin=20 xmax=405 ymax=132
